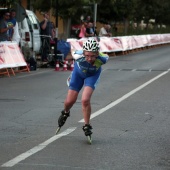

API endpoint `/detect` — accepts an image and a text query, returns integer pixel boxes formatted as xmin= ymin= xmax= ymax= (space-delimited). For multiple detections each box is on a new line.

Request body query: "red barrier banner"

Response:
xmin=0 ymin=42 xmax=27 ymax=69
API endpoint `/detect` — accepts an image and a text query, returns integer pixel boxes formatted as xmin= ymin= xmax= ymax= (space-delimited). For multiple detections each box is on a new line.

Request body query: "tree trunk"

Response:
xmin=124 ymin=18 xmax=129 ymax=35
xmin=63 ymin=18 xmax=71 ymax=40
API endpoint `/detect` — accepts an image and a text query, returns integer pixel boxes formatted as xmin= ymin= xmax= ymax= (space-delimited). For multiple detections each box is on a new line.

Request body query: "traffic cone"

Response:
xmin=65 ymin=59 xmax=68 ymax=65
xmin=55 ymin=61 xmax=60 ymax=71
xmin=70 ymin=60 xmax=74 ymax=71
xmin=63 ymin=60 xmax=67 ymax=71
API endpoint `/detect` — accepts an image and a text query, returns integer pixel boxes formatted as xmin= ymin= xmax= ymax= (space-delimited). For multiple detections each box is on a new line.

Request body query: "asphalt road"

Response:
xmin=1 ymin=45 xmax=170 ymax=170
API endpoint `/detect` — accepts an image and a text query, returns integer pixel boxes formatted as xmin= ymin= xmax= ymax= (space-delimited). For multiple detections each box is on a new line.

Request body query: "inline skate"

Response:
xmin=82 ymin=124 xmax=93 ymax=144
xmin=55 ymin=110 xmax=70 ymax=134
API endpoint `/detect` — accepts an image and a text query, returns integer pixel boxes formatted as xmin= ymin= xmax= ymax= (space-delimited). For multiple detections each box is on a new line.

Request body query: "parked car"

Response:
xmin=18 ymin=9 xmax=41 ymax=61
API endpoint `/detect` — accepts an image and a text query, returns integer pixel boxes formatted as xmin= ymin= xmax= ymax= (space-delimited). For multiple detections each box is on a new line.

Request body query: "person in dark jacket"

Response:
xmin=40 ymin=12 xmax=53 ymax=62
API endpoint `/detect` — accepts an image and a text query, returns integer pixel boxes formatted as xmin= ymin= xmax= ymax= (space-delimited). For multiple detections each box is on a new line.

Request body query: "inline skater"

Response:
xmin=56 ymin=38 xmax=109 ymax=143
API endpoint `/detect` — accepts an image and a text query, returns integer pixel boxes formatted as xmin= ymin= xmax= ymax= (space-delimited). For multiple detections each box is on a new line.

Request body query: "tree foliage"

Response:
xmin=33 ymin=0 xmax=94 ymax=19
xmin=1 ymin=0 xmax=170 ymax=33
xmin=133 ymin=0 xmax=170 ymax=26
xmin=0 ymin=0 xmax=19 ymax=8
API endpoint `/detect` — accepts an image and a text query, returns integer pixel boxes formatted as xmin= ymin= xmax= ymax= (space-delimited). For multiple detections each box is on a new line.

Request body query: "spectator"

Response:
xmin=0 ymin=10 xmax=14 ymax=41
xmin=51 ymin=22 xmax=56 ymax=40
xmin=99 ymin=23 xmax=112 ymax=37
xmin=7 ymin=9 xmax=16 ymax=40
xmin=40 ymin=12 xmax=53 ymax=62
xmin=9 ymin=9 xmax=20 ymax=44
xmin=106 ymin=24 xmax=112 ymax=36
xmin=85 ymin=21 xmax=95 ymax=37
xmin=78 ymin=20 xmax=87 ymax=39
xmin=86 ymin=15 xmax=92 ymax=22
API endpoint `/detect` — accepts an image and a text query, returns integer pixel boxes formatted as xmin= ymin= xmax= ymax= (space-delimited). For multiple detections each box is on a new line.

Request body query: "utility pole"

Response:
xmin=55 ymin=0 xmax=58 ymax=38
xmin=93 ymin=3 xmax=97 ymax=27
xmin=55 ymin=0 xmax=58 ymax=57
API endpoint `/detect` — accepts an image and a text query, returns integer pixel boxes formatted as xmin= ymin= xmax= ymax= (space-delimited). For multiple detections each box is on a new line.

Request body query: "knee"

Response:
xmin=65 ymin=98 xmax=76 ymax=106
xmin=81 ymin=98 xmax=90 ymax=107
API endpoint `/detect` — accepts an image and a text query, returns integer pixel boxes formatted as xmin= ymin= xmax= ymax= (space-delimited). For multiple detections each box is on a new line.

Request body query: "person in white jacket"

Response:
xmin=12 ymin=21 xmax=20 ymax=44
xmin=10 ymin=10 xmax=20 ymax=44
xmin=99 ymin=23 xmax=112 ymax=37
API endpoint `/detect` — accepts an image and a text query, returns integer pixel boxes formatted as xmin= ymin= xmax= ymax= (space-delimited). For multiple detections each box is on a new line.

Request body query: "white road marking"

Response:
xmin=1 ymin=127 xmax=76 ymax=167
xmin=79 ymin=70 xmax=169 ymax=122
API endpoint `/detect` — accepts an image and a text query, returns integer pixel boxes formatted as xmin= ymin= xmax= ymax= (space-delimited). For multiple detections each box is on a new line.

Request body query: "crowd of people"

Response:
xmin=77 ymin=16 xmax=113 ymax=39
xmin=0 ymin=10 xmax=114 ymax=63
xmin=0 ymin=9 xmax=20 ymax=44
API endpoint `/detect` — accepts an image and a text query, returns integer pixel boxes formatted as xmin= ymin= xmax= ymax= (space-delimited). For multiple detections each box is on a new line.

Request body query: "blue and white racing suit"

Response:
xmin=69 ymin=50 xmax=109 ymax=92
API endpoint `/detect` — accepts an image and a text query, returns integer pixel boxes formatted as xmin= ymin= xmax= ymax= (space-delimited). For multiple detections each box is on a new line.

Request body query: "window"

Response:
xmin=28 ymin=14 xmax=38 ymax=30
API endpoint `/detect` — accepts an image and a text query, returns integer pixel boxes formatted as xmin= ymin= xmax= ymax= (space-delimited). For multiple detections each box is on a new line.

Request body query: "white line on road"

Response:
xmin=1 ymin=127 xmax=76 ymax=167
xmin=79 ymin=70 xmax=169 ymax=122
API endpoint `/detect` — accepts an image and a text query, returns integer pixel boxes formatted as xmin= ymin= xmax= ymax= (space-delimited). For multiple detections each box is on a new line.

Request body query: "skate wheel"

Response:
xmin=55 ymin=127 xmax=61 ymax=135
xmin=87 ymin=135 xmax=92 ymax=144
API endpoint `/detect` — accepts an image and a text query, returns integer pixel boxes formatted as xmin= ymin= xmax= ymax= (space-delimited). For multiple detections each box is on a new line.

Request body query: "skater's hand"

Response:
xmin=71 ymin=50 xmax=84 ymax=60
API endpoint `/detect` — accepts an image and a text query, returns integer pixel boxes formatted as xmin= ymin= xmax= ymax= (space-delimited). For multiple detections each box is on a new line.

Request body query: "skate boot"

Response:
xmin=82 ymin=124 xmax=93 ymax=144
xmin=55 ymin=110 xmax=70 ymax=134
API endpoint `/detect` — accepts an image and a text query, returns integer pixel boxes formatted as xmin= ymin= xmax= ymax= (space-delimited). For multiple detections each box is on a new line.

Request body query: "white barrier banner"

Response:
xmin=111 ymin=37 xmax=123 ymax=51
xmin=162 ymin=34 xmax=170 ymax=44
xmin=67 ymin=38 xmax=84 ymax=50
xmin=67 ymin=34 xmax=170 ymax=53
xmin=0 ymin=42 xmax=27 ymax=69
xmin=132 ymin=35 xmax=144 ymax=49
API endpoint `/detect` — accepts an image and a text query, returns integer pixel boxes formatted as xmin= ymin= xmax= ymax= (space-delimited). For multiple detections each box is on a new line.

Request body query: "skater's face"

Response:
xmin=84 ymin=51 xmax=98 ymax=65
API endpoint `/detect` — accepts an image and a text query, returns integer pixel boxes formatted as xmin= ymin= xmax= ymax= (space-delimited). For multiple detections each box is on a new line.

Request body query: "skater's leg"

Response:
xmin=57 ymin=90 xmax=78 ymax=129
xmin=82 ymin=70 xmax=100 ymax=124
xmin=81 ymin=86 xmax=94 ymax=139
xmin=64 ymin=89 xmax=79 ymax=112
xmin=81 ymin=86 xmax=94 ymax=124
